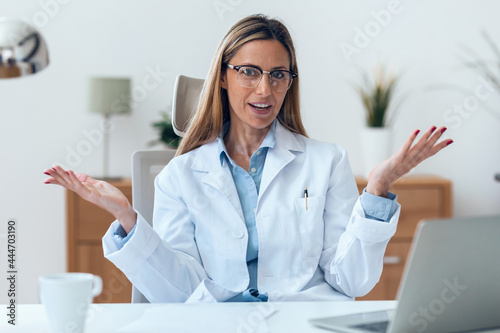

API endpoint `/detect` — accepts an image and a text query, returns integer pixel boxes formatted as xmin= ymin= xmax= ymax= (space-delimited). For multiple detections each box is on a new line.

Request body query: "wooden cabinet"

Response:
xmin=67 ymin=176 xmax=451 ymax=302
xmin=356 ymin=176 xmax=452 ymax=300
xmin=66 ymin=180 xmax=133 ymax=303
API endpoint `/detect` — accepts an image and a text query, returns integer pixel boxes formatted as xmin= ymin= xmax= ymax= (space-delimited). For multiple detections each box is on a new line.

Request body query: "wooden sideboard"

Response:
xmin=66 ymin=179 xmax=133 ymax=303
xmin=67 ymin=176 xmax=452 ymax=302
xmin=356 ymin=175 xmax=452 ymax=300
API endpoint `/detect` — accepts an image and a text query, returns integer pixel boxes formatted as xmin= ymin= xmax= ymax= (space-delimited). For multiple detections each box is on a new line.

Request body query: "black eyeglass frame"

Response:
xmin=225 ymin=63 xmax=297 ymax=91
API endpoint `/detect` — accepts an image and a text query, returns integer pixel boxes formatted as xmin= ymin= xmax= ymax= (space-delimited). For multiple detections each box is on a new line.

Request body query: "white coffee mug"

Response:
xmin=39 ymin=273 xmax=102 ymax=333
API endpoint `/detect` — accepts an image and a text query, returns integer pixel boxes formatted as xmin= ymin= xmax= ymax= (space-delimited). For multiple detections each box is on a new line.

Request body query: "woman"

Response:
xmin=44 ymin=14 xmax=452 ymax=302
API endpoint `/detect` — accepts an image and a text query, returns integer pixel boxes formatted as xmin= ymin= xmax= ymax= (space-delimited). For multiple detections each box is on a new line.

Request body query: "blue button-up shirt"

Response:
xmin=218 ymin=121 xmax=275 ymax=301
xmin=218 ymin=123 xmax=275 ymax=264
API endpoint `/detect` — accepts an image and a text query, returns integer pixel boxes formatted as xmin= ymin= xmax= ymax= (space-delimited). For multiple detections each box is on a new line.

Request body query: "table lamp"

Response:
xmin=0 ymin=18 xmax=49 ymax=78
xmin=88 ymin=77 xmax=131 ymax=180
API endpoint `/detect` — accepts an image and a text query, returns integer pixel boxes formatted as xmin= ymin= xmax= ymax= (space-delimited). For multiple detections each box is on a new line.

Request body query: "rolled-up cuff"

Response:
xmin=346 ymin=198 xmax=400 ymax=242
xmin=360 ymin=188 xmax=398 ymax=222
xmin=113 ymin=223 xmax=137 ymax=250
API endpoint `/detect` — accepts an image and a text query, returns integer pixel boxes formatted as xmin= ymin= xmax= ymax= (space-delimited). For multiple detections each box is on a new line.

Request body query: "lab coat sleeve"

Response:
xmin=102 ymin=159 xmax=209 ymax=303
xmin=319 ymin=146 xmax=400 ymax=298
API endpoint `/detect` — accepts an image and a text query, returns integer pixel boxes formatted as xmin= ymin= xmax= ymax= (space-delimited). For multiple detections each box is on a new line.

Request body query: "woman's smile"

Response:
xmin=248 ymin=102 xmax=273 ymax=114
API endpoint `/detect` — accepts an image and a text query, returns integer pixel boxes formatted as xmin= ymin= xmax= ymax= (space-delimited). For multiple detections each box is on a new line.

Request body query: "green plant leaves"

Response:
xmin=356 ymin=67 xmax=397 ymax=128
xmin=150 ymin=112 xmax=180 ymax=148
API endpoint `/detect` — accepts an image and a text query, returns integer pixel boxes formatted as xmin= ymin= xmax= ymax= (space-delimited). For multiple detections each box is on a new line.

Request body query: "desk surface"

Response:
xmin=2 ymin=301 xmax=499 ymax=333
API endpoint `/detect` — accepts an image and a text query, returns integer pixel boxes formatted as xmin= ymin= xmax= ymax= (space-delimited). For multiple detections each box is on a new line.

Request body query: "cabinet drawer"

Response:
xmin=69 ymin=184 xmax=133 ymax=241
xmin=76 ymin=244 xmax=132 ymax=303
xmin=74 ymin=200 xmax=117 ymax=240
xmin=394 ymin=187 xmax=444 ymax=239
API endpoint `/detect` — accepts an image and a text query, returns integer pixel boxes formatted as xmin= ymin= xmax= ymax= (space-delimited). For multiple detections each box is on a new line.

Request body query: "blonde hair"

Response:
xmin=176 ymin=14 xmax=307 ymax=156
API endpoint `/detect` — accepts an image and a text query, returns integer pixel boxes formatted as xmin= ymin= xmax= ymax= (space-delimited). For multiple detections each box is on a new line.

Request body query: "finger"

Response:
xmin=46 ymin=166 xmax=66 ymax=182
xmin=43 ymin=168 xmax=59 ymax=181
xmin=43 ymin=168 xmax=56 ymax=176
xmin=46 ymin=165 xmax=73 ymax=188
xmin=44 ymin=177 xmax=55 ymax=184
xmin=66 ymin=169 xmax=83 ymax=187
xmin=408 ymin=126 xmax=444 ymax=158
xmin=411 ymin=125 xmax=437 ymax=151
xmin=425 ymin=126 xmax=447 ymax=148
xmin=398 ymin=129 xmax=421 ymax=155
xmin=428 ymin=139 xmax=453 ymax=157
xmin=51 ymin=165 xmax=69 ymax=176
xmin=416 ymin=126 xmax=448 ymax=159
xmin=425 ymin=125 xmax=438 ymax=137
xmin=410 ymin=131 xmax=452 ymax=166
xmin=43 ymin=168 xmax=58 ymax=185
xmin=43 ymin=176 xmax=64 ymax=186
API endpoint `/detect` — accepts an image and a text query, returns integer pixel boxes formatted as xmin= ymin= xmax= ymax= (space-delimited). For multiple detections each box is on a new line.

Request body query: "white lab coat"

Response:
xmin=102 ymin=121 xmax=400 ymax=303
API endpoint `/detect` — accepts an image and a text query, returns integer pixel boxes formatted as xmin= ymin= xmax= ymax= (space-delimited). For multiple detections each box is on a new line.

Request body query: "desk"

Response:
xmin=2 ymin=302 xmax=500 ymax=333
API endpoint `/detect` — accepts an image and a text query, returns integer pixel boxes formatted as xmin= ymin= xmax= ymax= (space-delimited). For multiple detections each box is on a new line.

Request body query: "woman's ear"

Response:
xmin=221 ymin=72 xmax=228 ymax=89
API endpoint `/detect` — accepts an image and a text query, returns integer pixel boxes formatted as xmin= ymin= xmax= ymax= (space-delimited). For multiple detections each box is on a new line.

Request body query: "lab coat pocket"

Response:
xmin=294 ymin=196 xmax=326 ymax=258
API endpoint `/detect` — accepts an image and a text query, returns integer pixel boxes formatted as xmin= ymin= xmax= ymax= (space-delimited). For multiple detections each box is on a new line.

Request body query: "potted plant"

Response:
xmin=150 ymin=111 xmax=181 ymax=149
xmin=355 ymin=65 xmax=400 ymax=177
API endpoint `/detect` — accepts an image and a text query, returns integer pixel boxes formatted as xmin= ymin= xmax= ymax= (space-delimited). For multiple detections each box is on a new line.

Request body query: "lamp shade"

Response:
xmin=88 ymin=77 xmax=131 ymax=116
xmin=0 ymin=18 xmax=50 ymax=78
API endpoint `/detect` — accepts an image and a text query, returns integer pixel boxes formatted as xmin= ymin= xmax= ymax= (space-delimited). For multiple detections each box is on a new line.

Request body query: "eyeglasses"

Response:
xmin=226 ymin=64 xmax=297 ymax=92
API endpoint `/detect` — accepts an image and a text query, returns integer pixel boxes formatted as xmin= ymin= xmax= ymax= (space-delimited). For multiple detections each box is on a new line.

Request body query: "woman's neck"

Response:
xmin=224 ymin=122 xmax=271 ymax=170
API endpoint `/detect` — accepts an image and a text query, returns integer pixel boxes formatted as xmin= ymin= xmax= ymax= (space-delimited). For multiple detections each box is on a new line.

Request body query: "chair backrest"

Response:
xmin=130 ymin=75 xmax=204 ymax=303
xmin=130 ymin=149 xmax=177 ymax=303
xmin=172 ymin=75 xmax=204 ymax=137
xmin=131 ymin=150 xmax=177 ymax=225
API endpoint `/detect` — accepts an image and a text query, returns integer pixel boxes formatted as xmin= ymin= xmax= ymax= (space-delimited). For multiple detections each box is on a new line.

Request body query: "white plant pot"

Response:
xmin=360 ymin=127 xmax=392 ymax=178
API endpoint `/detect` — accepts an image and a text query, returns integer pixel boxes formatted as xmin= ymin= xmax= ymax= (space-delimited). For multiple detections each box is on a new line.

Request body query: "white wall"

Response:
xmin=0 ymin=0 xmax=499 ymax=303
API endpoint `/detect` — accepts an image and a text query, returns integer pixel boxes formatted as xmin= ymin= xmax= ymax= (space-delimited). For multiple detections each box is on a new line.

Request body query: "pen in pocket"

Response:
xmin=304 ymin=187 xmax=308 ymax=210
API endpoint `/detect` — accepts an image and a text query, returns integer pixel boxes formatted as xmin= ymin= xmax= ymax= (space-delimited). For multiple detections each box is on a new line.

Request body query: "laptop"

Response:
xmin=309 ymin=215 xmax=500 ymax=332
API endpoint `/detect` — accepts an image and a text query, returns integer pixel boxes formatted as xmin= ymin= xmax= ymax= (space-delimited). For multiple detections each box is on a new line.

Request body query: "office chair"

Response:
xmin=130 ymin=74 xmax=204 ymax=303
xmin=130 ymin=150 xmax=176 ymax=303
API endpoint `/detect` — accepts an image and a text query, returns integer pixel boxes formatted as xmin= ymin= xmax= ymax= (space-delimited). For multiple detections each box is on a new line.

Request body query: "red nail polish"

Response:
xmin=44 ymin=181 xmax=51 ymax=184
xmin=431 ymin=126 xmax=437 ymax=132
xmin=52 ymin=167 xmax=57 ymax=172
xmin=415 ymin=129 xmax=420 ymax=136
xmin=44 ymin=172 xmax=50 ymax=176
xmin=441 ymin=127 xmax=447 ymax=133
xmin=447 ymin=140 xmax=454 ymax=145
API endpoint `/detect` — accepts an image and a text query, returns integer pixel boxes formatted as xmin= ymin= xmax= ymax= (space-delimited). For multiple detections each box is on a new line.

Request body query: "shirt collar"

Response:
xmin=218 ymin=119 xmax=277 ymax=167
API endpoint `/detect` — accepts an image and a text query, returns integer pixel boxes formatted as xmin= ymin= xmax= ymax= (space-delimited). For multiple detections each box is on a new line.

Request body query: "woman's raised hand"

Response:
xmin=44 ymin=166 xmax=137 ymax=233
xmin=367 ymin=126 xmax=453 ymax=197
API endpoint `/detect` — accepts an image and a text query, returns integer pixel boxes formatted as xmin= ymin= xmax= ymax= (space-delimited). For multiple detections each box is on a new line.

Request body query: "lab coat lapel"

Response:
xmin=191 ymin=140 xmax=245 ymax=223
xmin=259 ymin=122 xmax=304 ymax=200
xmin=203 ymin=166 xmax=245 ymax=222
